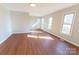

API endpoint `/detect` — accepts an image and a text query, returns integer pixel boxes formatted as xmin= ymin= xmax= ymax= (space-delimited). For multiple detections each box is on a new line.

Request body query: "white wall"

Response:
xmin=42 ymin=4 xmax=79 ymax=46
xmin=0 ymin=5 xmax=12 ymax=44
xmin=10 ymin=11 xmax=40 ymax=33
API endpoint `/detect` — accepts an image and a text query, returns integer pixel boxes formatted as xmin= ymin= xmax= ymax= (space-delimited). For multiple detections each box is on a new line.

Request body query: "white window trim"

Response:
xmin=61 ymin=11 xmax=76 ymax=36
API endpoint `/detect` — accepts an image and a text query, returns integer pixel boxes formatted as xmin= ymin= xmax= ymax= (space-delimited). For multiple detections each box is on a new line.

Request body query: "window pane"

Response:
xmin=62 ymin=24 xmax=71 ymax=34
xmin=48 ymin=17 xmax=53 ymax=29
xmin=41 ymin=18 xmax=44 ymax=29
xmin=64 ymin=14 xmax=74 ymax=24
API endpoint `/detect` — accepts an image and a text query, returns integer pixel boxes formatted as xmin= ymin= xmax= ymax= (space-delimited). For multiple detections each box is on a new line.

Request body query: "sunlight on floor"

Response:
xmin=27 ymin=34 xmax=54 ymax=40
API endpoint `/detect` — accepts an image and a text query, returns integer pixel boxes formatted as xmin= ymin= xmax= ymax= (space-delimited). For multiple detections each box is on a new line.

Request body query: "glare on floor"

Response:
xmin=27 ymin=34 xmax=54 ymax=40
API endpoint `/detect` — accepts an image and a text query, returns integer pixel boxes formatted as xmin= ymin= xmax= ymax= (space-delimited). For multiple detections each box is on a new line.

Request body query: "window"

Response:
xmin=62 ymin=13 xmax=74 ymax=35
xmin=41 ymin=18 xmax=44 ymax=29
xmin=32 ymin=18 xmax=40 ymax=28
xmin=48 ymin=17 xmax=53 ymax=30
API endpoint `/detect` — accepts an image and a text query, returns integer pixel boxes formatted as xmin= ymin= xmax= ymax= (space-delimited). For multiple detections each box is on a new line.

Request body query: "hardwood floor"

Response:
xmin=0 ymin=30 xmax=79 ymax=55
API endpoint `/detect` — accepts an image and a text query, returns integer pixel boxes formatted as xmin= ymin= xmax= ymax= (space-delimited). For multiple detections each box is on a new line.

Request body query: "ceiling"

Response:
xmin=1 ymin=3 xmax=77 ymax=16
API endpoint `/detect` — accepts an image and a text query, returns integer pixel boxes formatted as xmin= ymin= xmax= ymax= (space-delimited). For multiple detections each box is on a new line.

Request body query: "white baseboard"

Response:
xmin=0 ymin=33 xmax=12 ymax=44
xmin=13 ymin=32 xmax=28 ymax=34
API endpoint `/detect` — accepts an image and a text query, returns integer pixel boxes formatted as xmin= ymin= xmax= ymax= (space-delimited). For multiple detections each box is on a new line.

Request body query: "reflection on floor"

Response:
xmin=0 ymin=29 xmax=79 ymax=55
xmin=27 ymin=33 xmax=53 ymax=40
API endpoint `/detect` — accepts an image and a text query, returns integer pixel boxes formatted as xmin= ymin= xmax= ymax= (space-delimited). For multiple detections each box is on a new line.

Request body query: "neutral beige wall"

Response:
xmin=42 ymin=4 xmax=79 ymax=46
xmin=10 ymin=11 xmax=40 ymax=33
xmin=0 ymin=5 xmax=12 ymax=43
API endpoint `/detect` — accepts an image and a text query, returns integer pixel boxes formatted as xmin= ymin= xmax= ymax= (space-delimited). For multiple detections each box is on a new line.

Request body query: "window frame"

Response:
xmin=61 ymin=12 xmax=76 ymax=36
